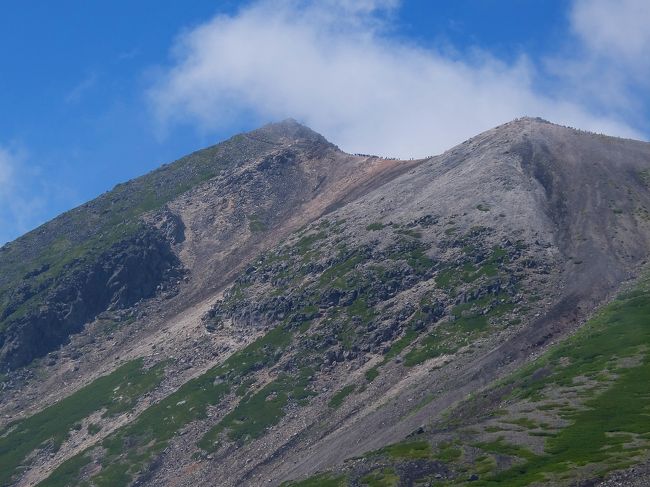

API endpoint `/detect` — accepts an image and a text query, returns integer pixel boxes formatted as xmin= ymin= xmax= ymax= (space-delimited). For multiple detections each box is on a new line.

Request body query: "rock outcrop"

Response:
xmin=0 ymin=225 xmax=184 ymax=369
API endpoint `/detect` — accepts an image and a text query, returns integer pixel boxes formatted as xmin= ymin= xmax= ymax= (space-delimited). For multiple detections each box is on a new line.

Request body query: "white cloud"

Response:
xmin=65 ymin=72 xmax=98 ymax=104
xmin=571 ymin=0 xmax=650 ymax=66
xmin=149 ymin=0 xmax=644 ymax=158
xmin=0 ymin=145 xmax=49 ymax=245
xmin=545 ymin=0 xmax=650 ymax=119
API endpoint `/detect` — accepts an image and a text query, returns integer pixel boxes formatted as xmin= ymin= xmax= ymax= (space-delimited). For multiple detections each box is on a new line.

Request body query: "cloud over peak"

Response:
xmin=150 ymin=0 xmax=645 ymax=158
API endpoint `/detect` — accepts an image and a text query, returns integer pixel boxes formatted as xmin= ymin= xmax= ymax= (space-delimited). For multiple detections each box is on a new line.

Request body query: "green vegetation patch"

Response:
xmin=296 ymin=231 xmax=327 ymax=253
xmin=200 ymin=367 xmax=314 ymax=448
xmin=318 ymin=250 xmax=366 ymax=288
xmin=454 ymin=314 xmax=488 ymax=332
xmin=469 ymin=274 xmax=650 ymax=485
xmin=395 ymin=228 xmax=422 ymax=239
xmin=386 ymin=239 xmax=434 ymax=275
xmin=365 ymin=367 xmax=379 ymax=382
xmin=40 ymin=326 xmax=294 ymax=486
xmin=380 ymin=440 xmax=432 ymax=459
xmin=436 ymin=246 xmax=509 ymax=290
xmin=328 ymin=384 xmax=356 ymax=409
xmin=403 ymin=289 xmax=515 ymax=368
xmin=248 ymin=214 xmax=267 ymax=232
xmin=360 ymin=467 xmax=399 ymax=486
xmin=383 ymin=328 xmax=418 ymax=362
xmin=39 ymin=452 xmax=93 ymax=487
xmin=366 ymin=222 xmax=386 ymax=231
xmin=435 ymin=442 xmax=463 ymax=462
xmin=512 ymin=279 xmax=650 ymax=399
xmin=474 ymin=437 xmax=538 ymax=462
xmin=403 ymin=332 xmax=458 ymax=367
xmin=0 ymin=359 xmax=164 ymax=486
xmin=435 ymin=269 xmax=455 ymax=289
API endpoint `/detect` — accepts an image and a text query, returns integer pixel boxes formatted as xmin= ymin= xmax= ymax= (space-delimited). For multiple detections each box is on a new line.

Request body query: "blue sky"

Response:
xmin=1 ymin=0 xmax=649 ymax=244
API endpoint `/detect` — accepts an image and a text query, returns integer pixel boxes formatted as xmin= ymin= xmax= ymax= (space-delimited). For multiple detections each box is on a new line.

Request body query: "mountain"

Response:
xmin=1 ymin=117 xmax=650 ymax=487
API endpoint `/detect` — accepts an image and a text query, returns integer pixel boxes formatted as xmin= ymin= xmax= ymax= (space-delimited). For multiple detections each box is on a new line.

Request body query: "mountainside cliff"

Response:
xmin=1 ymin=118 xmax=650 ymax=487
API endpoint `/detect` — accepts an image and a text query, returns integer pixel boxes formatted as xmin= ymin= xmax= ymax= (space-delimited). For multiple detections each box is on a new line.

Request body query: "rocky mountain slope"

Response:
xmin=1 ymin=117 xmax=650 ymax=487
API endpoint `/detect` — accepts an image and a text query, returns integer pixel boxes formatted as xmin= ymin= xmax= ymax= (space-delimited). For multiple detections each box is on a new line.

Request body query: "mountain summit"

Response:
xmin=1 ymin=118 xmax=650 ymax=487
xmin=250 ymin=118 xmax=335 ymax=146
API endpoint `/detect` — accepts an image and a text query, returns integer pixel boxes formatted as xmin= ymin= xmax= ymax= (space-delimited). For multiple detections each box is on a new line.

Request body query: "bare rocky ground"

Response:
xmin=587 ymin=462 xmax=650 ymax=487
xmin=2 ymin=118 xmax=650 ymax=487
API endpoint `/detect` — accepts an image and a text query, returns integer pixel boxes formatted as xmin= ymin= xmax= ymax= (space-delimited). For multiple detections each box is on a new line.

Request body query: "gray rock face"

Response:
xmin=0 ymin=225 xmax=184 ymax=369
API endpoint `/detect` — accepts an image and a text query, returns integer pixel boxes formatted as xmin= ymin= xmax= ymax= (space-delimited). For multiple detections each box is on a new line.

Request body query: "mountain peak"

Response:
xmin=513 ymin=116 xmax=552 ymax=124
xmin=247 ymin=118 xmax=335 ymax=147
xmin=492 ymin=116 xmax=553 ymax=134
